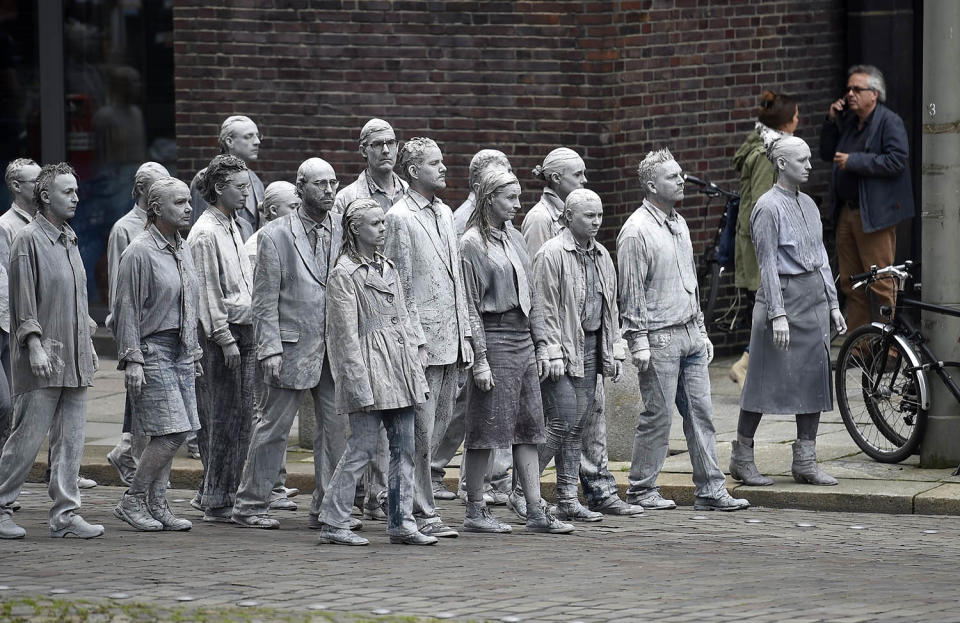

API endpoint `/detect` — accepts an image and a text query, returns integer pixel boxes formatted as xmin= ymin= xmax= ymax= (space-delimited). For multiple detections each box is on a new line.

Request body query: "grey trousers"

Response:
xmin=320 ymin=407 xmax=418 ymax=536
xmin=0 ymin=387 xmax=86 ymax=529
xmin=233 ymin=360 xmax=342 ymax=518
xmin=627 ymin=320 xmax=727 ymax=500
xmin=412 ymin=363 xmax=458 ymax=526
xmin=195 ymin=324 xmax=256 ymax=510
xmin=579 ymin=381 xmax=622 ymax=509
xmin=0 ymin=331 xmax=11 ymax=451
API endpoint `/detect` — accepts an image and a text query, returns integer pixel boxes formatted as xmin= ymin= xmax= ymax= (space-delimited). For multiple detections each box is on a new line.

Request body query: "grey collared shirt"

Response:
xmin=521 ymin=188 xmax=566 ymax=257
xmin=9 ymin=213 xmax=96 ymax=394
xmin=617 ymin=199 xmax=705 ymax=353
xmin=0 ymin=203 xmax=35 ymax=334
xmin=187 ymin=207 xmax=254 ymax=346
xmin=114 ymin=225 xmax=202 ymax=367
xmin=333 ymin=169 xmax=408 ymax=214
xmin=751 ymin=185 xmax=840 ymax=320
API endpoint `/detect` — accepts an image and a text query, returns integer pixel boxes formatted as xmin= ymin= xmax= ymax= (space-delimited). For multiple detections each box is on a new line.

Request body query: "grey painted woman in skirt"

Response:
xmin=732 ymin=136 xmax=848 ymax=487
xmin=111 ymin=177 xmax=203 ymax=531
xmin=459 ymin=168 xmax=574 ymax=535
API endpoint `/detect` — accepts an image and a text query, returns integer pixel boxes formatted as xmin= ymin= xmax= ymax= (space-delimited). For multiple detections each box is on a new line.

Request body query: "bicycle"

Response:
xmin=834 ymin=261 xmax=960 ymax=463
xmin=683 ymin=174 xmax=743 ymax=333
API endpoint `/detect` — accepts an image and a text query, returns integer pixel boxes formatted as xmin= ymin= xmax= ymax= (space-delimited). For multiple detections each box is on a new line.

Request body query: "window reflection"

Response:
xmin=0 ymin=1 xmax=40 ymax=212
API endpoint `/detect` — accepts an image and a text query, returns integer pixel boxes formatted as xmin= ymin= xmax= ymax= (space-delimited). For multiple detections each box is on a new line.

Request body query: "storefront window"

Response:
xmin=0 ymin=1 xmax=40 ymax=210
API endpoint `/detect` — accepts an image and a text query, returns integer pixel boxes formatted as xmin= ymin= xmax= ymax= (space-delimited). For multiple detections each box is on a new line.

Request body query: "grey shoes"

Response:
xmin=526 ymin=509 xmax=575 ymax=534
xmin=0 ymin=514 xmax=25 ymax=539
xmin=556 ymin=500 xmax=603 ymax=523
xmin=694 ymin=491 xmax=750 ymax=512
xmin=51 ymin=514 xmax=104 ymax=538
xmin=594 ymin=498 xmax=644 ymax=516
xmin=420 ymin=521 xmax=459 ymax=538
xmin=506 ymin=490 xmax=528 ymax=519
xmin=202 ymin=506 xmax=235 ymax=523
xmin=791 ymin=439 xmax=838 ymax=486
xmin=389 ymin=531 xmax=438 ymax=545
xmin=114 ymin=492 xmax=163 ymax=531
xmin=233 ymin=514 xmax=280 ymax=529
xmin=462 ymin=501 xmax=512 ymax=533
xmin=729 ymin=436 xmax=774 ymax=486
xmin=77 ymin=475 xmax=98 ymax=489
xmin=633 ymin=488 xmax=677 ymax=510
xmin=106 ymin=437 xmax=137 ymax=486
xmin=307 ymin=514 xmax=362 ymax=531
xmin=317 ymin=525 xmax=369 ymax=546
xmin=433 ymin=481 xmax=457 ymax=501
xmin=147 ymin=494 xmax=192 ymax=531
xmin=268 ymin=496 xmax=297 ymax=511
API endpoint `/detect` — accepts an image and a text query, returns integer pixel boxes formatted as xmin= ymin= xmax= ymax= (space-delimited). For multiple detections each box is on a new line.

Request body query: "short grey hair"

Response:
xmin=132 ymin=162 xmax=170 ymax=201
xmin=4 ymin=158 xmax=39 ymax=192
xmin=636 ymin=147 xmax=675 ymax=192
xmin=848 ymin=64 xmax=886 ymax=103
xmin=218 ymin=115 xmax=258 ymax=154
xmin=396 ymin=137 xmax=440 ymax=183
xmin=145 ymin=177 xmax=189 ymax=224
xmin=468 ymin=149 xmax=510 ymax=191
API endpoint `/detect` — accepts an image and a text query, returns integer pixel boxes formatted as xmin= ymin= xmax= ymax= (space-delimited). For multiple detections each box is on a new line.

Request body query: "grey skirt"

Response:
xmin=131 ymin=330 xmax=200 ymax=437
xmin=465 ymin=310 xmax=546 ymax=450
xmin=740 ymin=271 xmax=833 ymax=414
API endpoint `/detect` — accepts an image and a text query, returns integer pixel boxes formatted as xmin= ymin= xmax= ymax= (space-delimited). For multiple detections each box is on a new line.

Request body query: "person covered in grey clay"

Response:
xmin=437 ymin=148 xmax=514 ymax=505
xmin=382 ymin=137 xmax=473 ymax=540
xmin=232 ymin=158 xmax=348 ymax=530
xmin=187 ymin=154 xmax=256 ymax=523
xmin=459 ymin=167 xmax=573 ymax=535
xmin=532 ymin=188 xmax=626 ymax=523
xmin=111 ymin=177 xmax=201 ymax=532
xmin=334 ymin=119 xmax=407 ymax=523
xmin=0 ymin=162 xmax=103 ymax=539
xmin=105 ymin=161 xmax=170 ymax=486
xmin=333 ymin=118 xmax=408 ymax=214
xmin=731 ymin=135 xmax=847 ymax=487
xmin=0 ymin=158 xmax=41 ymax=453
xmin=617 ymin=148 xmax=749 ymax=512
xmin=189 ymin=115 xmax=264 ymax=239
xmin=317 ymin=198 xmax=435 ymax=547
xmin=518 ymin=149 xmax=642 ymax=519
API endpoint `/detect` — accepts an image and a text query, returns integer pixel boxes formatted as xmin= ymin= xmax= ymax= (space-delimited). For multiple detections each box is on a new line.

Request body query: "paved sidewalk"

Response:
xmin=4 ymin=483 xmax=960 ymax=622
xmin=23 ymin=354 xmax=960 ymax=515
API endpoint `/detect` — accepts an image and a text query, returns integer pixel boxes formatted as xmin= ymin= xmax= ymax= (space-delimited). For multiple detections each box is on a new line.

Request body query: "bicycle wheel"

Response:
xmin=835 ymin=324 xmax=926 ymax=463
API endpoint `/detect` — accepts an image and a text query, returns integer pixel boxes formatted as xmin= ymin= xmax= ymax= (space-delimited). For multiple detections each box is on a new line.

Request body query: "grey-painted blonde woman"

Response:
xmin=732 ymin=136 xmax=847 ymax=486
xmin=317 ymin=198 xmax=435 ymax=547
xmin=112 ymin=177 xmax=201 ymax=531
xmin=460 ymin=168 xmax=574 ymax=535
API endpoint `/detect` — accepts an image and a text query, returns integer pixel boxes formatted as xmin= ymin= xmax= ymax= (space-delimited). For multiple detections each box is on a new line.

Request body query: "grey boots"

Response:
xmin=729 ymin=435 xmax=773 ymax=486
xmin=791 ymin=439 xmax=838 ymax=486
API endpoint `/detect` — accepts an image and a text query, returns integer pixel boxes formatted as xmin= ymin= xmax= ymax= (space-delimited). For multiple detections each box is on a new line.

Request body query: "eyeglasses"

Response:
xmin=310 ymin=179 xmax=339 ymax=190
xmin=364 ymin=138 xmax=398 ymax=151
xmin=14 ymin=178 xmax=37 ymax=184
xmin=845 ymin=86 xmax=874 ymax=94
xmin=229 ymin=182 xmax=251 ymax=192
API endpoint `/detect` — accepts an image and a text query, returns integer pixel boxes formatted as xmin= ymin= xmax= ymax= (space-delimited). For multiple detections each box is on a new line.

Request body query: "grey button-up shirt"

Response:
xmin=105 ymin=204 xmax=148 ymax=328
xmin=333 ymin=169 xmax=408 ymax=214
xmin=452 ymin=192 xmax=476 ymax=238
xmin=0 ymin=203 xmax=35 ymax=334
xmin=9 ymin=214 xmax=96 ymax=394
xmin=460 ymin=224 xmax=547 ymax=374
xmin=521 ymin=188 xmax=566 ymax=256
xmin=187 ymin=207 xmax=254 ymax=346
xmin=189 ymin=167 xmax=263 ymax=239
xmin=113 ymin=225 xmax=202 ymax=367
xmin=617 ymin=199 xmax=705 ymax=354
xmin=751 ymin=185 xmax=840 ymax=320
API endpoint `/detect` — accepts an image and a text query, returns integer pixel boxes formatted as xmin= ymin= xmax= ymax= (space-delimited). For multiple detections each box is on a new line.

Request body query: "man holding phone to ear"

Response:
xmin=820 ymin=64 xmax=914 ymax=332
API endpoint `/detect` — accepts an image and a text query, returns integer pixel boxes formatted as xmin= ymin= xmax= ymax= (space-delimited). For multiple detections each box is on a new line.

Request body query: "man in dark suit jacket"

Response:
xmin=232 ymin=157 xmax=346 ymax=529
xmin=820 ymin=64 xmax=915 ymax=331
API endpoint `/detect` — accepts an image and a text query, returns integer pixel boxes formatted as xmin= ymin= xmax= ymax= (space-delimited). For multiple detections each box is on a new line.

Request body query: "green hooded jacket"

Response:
xmin=731 ymin=127 xmax=776 ymax=291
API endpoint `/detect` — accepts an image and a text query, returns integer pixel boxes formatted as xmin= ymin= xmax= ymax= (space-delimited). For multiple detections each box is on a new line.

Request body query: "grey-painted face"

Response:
xmin=157 ymin=182 xmax=193 ymax=229
xmin=353 ymin=206 xmax=386 ymax=254
xmin=360 ymin=127 xmax=398 ymax=176
xmin=553 ymin=157 xmax=587 ymax=201
xmin=11 ymin=163 xmax=41 ymax=208
xmin=412 ymin=146 xmax=446 ymax=194
xmin=489 ymin=182 xmax=521 ymax=225
xmin=227 ymin=120 xmax=261 ymax=162
xmin=44 ymin=174 xmax=79 ymax=223
xmin=565 ymin=196 xmax=603 ymax=242
xmin=648 ymin=159 xmax=684 ymax=204
xmin=777 ymin=142 xmax=812 ymax=187
xmin=300 ymin=160 xmax=338 ymax=214
xmin=217 ymin=171 xmax=250 ymax=213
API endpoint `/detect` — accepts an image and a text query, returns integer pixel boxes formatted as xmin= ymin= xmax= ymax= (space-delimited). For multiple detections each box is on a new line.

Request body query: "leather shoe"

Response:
xmin=389 ymin=531 xmax=438 ymax=545
xmin=694 ymin=491 xmax=750 ymax=512
xmin=317 ymin=525 xmax=369 ymax=546
xmin=233 ymin=514 xmax=280 ymax=529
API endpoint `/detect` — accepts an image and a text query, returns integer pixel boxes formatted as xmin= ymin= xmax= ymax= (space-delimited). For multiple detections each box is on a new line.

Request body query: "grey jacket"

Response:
xmin=326 ymin=253 xmax=428 ymax=414
xmin=533 ymin=229 xmax=625 ymax=378
xmin=383 ymin=190 xmax=471 ymax=367
xmin=253 ymin=210 xmax=343 ymax=389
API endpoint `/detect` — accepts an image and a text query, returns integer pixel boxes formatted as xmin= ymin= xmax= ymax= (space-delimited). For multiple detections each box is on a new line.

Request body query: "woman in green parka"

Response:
xmin=729 ymin=90 xmax=799 ymax=386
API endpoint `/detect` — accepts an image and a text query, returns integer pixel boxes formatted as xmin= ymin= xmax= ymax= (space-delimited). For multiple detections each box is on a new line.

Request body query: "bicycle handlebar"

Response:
xmin=850 ymin=262 xmax=916 ymax=290
xmin=682 ymin=174 xmax=738 ymax=199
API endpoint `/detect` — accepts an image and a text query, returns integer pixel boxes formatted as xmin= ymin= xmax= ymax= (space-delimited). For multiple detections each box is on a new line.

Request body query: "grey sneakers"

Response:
xmin=317 ymin=525 xmax=369 ymax=546
xmin=526 ymin=509 xmax=575 ymax=534
xmin=633 ymin=489 xmax=677 ymax=510
xmin=51 ymin=514 xmax=105 ymax=538
xmin=147 ymin=495 xmax=193 ymax=531
xmin=693 ymin=491 xmax=750 ymax=512
xmin=114 ymin=492 xmax=162 ymax=531
xmin=462 ymin=502 xmax=512 ymax=533
xmin=0 ymin=514 xmax=25 ymax=539
xmin=557 ymin=500 xmax=603 ymax=523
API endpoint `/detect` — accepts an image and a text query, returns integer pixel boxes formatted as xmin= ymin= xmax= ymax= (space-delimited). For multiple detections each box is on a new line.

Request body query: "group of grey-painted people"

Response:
xmin=0 ymin=99 xmax=856 ymax=543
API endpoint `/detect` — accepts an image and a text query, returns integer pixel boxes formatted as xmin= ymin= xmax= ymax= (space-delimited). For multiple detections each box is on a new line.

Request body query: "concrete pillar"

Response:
xmin=919 ymin=0 xmax=960 ymax=467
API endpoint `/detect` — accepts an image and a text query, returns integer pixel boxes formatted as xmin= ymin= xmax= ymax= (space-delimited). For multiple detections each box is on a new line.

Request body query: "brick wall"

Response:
xmin=174 ymin=0 xmax=846 ymax=349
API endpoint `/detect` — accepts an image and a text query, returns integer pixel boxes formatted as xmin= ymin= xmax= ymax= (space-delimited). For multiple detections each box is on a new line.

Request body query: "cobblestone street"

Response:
xmin=3 ymin=483 xmax=960 ymax=622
